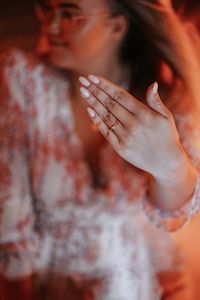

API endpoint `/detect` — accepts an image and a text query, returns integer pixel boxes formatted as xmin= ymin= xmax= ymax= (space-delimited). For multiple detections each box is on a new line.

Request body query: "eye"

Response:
xmin=61 ymin=10 xmax=78 ymax=20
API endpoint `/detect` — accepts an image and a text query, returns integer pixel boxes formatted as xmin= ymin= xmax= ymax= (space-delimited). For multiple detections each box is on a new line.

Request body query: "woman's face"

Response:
xmin=37 ymin=0 xmax=125 ymax=73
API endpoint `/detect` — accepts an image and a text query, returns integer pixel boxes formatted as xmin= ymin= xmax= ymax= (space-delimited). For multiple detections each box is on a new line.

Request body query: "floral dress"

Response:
xmin=0 ymin=49 xmax=200 ymax=300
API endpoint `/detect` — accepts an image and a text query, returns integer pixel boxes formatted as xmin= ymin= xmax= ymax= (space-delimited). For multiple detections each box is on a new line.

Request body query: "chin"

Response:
xmin=47 ymin=48 xmax=74 ymax=69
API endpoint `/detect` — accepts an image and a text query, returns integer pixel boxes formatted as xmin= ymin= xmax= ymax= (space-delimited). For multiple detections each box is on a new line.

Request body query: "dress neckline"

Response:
xmin=64 ymin=88 xmax=110 ymax=191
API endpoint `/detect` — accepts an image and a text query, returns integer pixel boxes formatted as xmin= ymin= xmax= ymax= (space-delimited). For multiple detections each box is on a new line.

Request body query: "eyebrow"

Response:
xmin=58 ymin=2 xmax=81 ymax=10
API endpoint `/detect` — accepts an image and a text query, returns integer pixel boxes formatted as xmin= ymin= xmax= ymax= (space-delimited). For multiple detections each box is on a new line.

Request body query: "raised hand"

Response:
xmin=79 ymin=75 xmax=187 ymax=180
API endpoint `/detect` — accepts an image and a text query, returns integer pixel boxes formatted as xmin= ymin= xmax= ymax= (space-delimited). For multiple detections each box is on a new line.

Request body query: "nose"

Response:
xmin=48 ymin=11 xmax=63 ymax=35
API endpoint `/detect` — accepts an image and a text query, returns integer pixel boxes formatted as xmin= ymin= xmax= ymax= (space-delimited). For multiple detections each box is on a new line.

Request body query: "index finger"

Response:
xmin=88 ymin=74 xmax=147 ymax=116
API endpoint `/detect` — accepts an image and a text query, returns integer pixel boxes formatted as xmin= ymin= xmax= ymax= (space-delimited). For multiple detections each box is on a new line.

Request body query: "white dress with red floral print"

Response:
xmin=0 ymin=49 xmax=199 ymax=300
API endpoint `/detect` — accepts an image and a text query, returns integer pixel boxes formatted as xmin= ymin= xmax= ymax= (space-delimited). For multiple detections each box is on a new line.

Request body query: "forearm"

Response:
xmin=148 ymin=157 xmax=198 ymax=211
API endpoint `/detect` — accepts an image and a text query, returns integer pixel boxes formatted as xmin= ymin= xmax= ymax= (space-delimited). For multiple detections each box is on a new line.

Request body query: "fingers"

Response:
xmin=86 ymin=107 xmax=121 ymax=149
xmin=79 ymin=86 xmax=126 ymax=142
xmin=79 ymin=77 xmax=134 ymax=129
xmin=83 ymin=75 xmax=147 ymax=117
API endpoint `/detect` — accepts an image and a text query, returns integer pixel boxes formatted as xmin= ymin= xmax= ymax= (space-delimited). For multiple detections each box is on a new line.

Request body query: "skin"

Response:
xmin=37 ymin=0 xmax=198 ymax=209
xmin=79 ymin=74 xmax=198 ymax=210
xmin=36 ymin=0 xmax=130 ymax=185
xmin=37 ymin=0 xmax=129 ymax=87
xmin=78 ymin=76 xmax=184 ymax=178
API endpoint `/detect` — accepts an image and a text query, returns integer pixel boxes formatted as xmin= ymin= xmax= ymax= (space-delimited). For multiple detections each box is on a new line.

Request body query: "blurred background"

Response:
xmin=0 ymin=0 xmax=38 ymax=52
xmin=0 ymin=0 xmax=200 ymax=299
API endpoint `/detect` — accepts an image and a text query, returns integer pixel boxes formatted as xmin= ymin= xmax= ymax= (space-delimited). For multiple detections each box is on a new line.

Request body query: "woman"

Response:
xmin=0 ymin=0 xmax=200 ymax=299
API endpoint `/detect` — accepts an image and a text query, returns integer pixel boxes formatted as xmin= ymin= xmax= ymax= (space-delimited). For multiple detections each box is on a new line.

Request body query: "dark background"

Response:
xmin=0 ymin=0 xmax=39 ymax=52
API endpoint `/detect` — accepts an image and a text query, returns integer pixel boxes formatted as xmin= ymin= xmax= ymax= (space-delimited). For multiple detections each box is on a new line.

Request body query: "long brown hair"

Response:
xmin=107 ymin=0 xmax=200 ymax=112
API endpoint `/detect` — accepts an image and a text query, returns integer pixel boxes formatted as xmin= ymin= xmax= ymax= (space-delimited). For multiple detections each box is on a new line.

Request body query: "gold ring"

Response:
xmin=110 ymin=120 xmax=119 ymax=131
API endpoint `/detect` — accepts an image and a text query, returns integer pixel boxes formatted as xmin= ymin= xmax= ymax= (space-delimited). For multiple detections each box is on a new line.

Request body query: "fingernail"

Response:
xmin=79 ymin=76 xmax=91 ymax=87
xmin=80 ymin=87 xmax=90 ymax=98
xmin=146 ymin=83 xmax=154 ymax=98
xmin=153 ymin=81 xmax=158 ymax=95
xmin=87 ymin=107 xmax=96 ymax=118
xmin=88 ymin=74 xmax=100 ymax=84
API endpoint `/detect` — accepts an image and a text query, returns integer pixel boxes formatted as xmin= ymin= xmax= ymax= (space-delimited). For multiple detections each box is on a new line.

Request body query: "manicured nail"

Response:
xmin=80 ymin=87 xmax=90 ymax=98
xmin=87 ymin=107 xmax=96 ymax=118
xmin=153 ymin=81 xmax=158 ymax=94
xmin=79 ymin=76 xmax=91 ymax=87
xmin=146 ymin=83 xmax=153 ymax=98
xmin=88 ymin=74 xmax=100 ymax=84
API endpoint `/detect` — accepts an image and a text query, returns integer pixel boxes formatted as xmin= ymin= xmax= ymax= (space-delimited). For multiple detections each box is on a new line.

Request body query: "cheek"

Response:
xmin=68 ymin=26 xmax=110 ymax=59
xmin=47 ymin=22 xmax=112 ymax=69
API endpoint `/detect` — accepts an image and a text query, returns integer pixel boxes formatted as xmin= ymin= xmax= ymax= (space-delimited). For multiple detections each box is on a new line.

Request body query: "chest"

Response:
xmin=72 ymin=99 xmax=107 ymax=187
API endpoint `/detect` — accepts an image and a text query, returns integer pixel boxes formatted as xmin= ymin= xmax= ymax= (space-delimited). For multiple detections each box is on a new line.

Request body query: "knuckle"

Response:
xmin=107 ymin=130 xmax=112 ymax=138
xmin=118 ymin=133 xmax=128 ymax=146
xmin=101 ymin=127 xmax=108 ymax=137
xmin=127 ymin=120 xmax=137 ymax=132
xmin=102 ymin=110 xmax=111 ymax=122
xmin=138 ymin=111 xmax=152 ymax=124
xmin=114 ymin=89 xmax=125 ymax=101
xmin=111 ymin=120 xmax=119 ymax=130
xmin=122 ymin=135 xmax=131 ymax=146
xmin=128 ymin=123 xmax=139 ymax=138
xmin=90 ymin=86 xmax=101 ymax=98
xmin=89 ymin=97 xmax=96 ymax=106
xmin=103 ymin=127 xmax=110 ymax=138
xmin=105 ymin=98 xmax=115 ymax=109
xmin=90 ymin=85 xmax=97 ymax=93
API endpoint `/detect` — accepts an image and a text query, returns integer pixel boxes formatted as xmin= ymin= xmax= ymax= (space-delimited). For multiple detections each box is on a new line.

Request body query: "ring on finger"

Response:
xmin=110 ymin=120 xmax=120 ymax=132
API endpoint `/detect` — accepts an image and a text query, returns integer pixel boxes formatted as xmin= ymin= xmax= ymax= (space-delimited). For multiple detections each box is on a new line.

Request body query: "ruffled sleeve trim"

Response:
xmin=142 ymin=172 xmax=200 ymax=231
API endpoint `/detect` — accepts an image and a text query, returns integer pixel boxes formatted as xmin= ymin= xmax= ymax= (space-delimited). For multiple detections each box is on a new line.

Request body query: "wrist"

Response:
xmin=149 ymin=156 xmax=198 ymax=211
xmin=155 ymin=157 xmax=197 ymax=187
xmin=153 ymin=145 xmax=192 ymax=182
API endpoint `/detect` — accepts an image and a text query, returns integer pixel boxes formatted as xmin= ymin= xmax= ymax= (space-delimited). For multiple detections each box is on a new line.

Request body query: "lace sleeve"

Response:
xmin=142 ymin=173 xmax=200 ymax=231
xmin=143 ymin=110 xmax=200 ymax=232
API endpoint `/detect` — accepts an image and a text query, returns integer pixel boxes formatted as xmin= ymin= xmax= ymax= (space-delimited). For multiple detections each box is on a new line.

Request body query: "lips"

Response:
xmin=49 ymin=40 xmax=69 ymax=47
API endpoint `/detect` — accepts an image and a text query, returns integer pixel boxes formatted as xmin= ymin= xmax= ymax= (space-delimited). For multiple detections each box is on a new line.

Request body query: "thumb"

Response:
xmin=146 ymin=82 xmax=170 ymax=118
